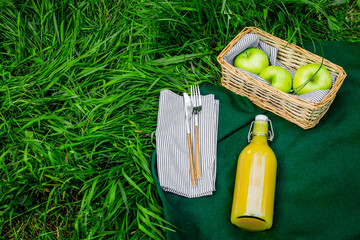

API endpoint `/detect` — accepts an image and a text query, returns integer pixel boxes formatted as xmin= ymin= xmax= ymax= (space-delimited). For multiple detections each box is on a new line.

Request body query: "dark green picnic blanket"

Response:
xmin=151 ymin=42 xmax=360 ymax=239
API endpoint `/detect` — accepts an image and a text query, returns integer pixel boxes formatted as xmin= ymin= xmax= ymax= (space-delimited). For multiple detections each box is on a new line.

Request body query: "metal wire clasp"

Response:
xmin=247 ymin=119 xmax=274 ymax=143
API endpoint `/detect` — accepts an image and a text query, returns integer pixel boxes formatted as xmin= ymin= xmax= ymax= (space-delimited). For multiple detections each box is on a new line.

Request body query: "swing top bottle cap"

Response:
xmin=255 ymin=115 xmax=268 ymax=122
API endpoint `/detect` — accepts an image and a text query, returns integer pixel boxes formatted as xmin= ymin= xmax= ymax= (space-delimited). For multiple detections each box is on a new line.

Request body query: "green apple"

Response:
xmin=293 ymin=63 xmax=332 ymax=95
xmin=259 ymin=66 xmax=293 ymax=93
xmin=233 ymin=48 xmax=269 ymax=75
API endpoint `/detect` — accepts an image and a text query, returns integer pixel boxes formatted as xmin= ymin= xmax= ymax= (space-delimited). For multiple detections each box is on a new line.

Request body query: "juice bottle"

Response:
xmin=231 ymin=114 xmax=277 ymax=231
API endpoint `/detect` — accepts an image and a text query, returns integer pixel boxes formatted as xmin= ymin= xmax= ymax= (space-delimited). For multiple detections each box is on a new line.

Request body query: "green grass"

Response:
xmin=0 ymin=0 xmax=359 ymax=239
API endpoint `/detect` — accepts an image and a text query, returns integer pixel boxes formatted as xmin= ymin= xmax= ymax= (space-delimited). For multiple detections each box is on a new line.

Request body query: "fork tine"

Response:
xmin=190 ymin=85 xmax=194 ymax=103
xmin=194 ymin=85 xmax=197 ymax=106
xmin=192 ymin=85 xmax=197 ymax=107
xmin=196 ymin=85 xmax=201 ymax=106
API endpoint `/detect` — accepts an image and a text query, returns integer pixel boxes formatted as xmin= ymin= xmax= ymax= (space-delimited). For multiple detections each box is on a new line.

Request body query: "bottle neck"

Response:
xmin=251 ymin=120 xmax=268 ymax=144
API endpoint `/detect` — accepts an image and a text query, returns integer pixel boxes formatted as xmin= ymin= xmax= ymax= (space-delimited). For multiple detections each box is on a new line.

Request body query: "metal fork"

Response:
xmin=191 ymin=85 xmax=202 ymax=179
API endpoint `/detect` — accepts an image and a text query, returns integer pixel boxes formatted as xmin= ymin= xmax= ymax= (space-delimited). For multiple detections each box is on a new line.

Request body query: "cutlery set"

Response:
xmin=156 ymin=86 xmax=219 ymax=197
xmin=183 ymin=85 xmax=202 ymax=186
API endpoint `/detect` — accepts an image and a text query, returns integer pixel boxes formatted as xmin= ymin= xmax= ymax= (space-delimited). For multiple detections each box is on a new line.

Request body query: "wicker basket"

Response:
xmin=217 ymin=27 xmax=346 ymax=129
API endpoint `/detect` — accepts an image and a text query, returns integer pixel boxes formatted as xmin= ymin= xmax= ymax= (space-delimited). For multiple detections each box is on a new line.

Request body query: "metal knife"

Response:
xmin=183 ymin=92 xmax=196 ymax=187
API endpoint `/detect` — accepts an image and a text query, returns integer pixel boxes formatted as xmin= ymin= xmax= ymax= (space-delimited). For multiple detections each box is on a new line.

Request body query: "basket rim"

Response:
xmin=217 ymin=26 xmax=347 ymax=109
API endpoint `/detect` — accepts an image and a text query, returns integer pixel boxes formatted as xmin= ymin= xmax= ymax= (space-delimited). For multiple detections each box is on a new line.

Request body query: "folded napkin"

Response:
xmin=155 ymin=89 xmax=219 ymax=198
xmin=224 ymin=33 xmax=337 ymax=102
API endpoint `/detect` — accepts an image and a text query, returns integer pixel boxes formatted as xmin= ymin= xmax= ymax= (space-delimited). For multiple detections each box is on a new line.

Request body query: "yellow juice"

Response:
xmin=231 ymin=116 xmax=277 ymax=231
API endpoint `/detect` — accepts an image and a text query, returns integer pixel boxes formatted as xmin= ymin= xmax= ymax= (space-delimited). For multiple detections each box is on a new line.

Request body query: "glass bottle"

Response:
xmin=231 ymin=114 xmax=277 ymax=231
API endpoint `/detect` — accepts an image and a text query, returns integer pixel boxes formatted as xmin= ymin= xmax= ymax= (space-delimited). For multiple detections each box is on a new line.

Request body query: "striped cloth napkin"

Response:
xmin=223 ymin=33 xmax=336 ymax=102
xmin=155 ymin=89 xmax=219 ymax=198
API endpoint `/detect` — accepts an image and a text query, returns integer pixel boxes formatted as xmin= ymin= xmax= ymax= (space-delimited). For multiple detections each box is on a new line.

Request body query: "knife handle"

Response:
xmin=195 ymin=125 xmax=201 ymax=179
xmin=187 ymin=133 xmax=196 ymax=187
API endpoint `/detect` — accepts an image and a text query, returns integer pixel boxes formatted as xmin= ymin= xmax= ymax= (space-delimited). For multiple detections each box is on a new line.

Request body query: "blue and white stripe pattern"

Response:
xmin=224 ymin=33 xmax=336 ymax=103
xmin=156 ymin=90 xmax=219 ymax=198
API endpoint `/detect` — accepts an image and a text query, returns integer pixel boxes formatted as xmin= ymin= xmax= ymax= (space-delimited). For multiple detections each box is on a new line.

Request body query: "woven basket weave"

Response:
xmin=217 ymin=27 xmax=346 ymax=129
